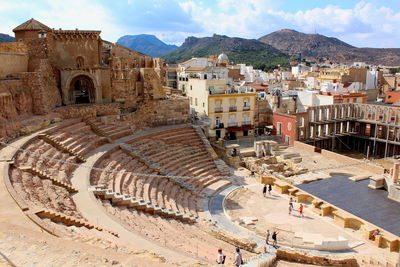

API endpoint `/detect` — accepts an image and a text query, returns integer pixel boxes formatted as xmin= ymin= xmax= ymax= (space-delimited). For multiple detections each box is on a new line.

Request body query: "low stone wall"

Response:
xmin=276 ymin=248 xmax=358 ymax=266
xmin=55 ymin=103 xmax=121 ymax=119
xmin=294 ymin=141 xmax=385 ymax=175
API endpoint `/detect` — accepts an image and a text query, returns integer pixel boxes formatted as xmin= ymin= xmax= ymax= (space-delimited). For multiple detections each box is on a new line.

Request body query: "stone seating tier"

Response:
xmin=14 ymin=138 xmax=78 ymax=184
xmin=9 ymin=167 xmax=82 ymax=219
xmin=101 ymin=201 xmax=253 ymax=262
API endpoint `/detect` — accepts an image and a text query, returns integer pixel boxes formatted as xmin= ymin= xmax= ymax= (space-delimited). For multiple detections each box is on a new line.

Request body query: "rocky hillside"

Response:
xmin=259 ymin=29 xmax=400 ymax=65
xmin=163 ymin=34 xmax=289 ymax=70
xmin=117 ymin=34 xmax=178 ymax=57
xmin=0 ymin=33 xmax=15 ymax=42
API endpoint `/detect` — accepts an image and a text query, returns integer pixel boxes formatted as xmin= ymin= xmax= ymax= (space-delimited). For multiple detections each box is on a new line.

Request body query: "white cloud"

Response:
xmin=179 ymin=0 xmax=400 ymax=48
xmin=0 ymin=0 xmax=125 ymax=41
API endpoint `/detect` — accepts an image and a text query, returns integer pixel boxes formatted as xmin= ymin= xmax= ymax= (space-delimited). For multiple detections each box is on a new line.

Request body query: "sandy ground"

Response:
xmin=283 ymin=146 xmax=378 ymax=184
xmin=226 ymin=171 xmax=396 ymax=263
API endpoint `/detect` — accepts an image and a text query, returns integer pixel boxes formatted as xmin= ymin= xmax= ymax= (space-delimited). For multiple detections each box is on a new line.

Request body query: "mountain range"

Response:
xmin=117 ymin=34 xmax=178 ymax=57
xmin=2 ymin=29 xmax=400 ymax=66
xmin=0 ymin=33 xmax=15 ymax=42
xmin=259 ymin=29 xmax=400 ymax=66
xmin=163 ymin=34 xmax=289 ymax=70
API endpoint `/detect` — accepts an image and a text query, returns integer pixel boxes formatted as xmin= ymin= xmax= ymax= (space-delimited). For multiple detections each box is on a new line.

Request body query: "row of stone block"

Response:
xmin=90 ymin=187 xmax=197 ymax=223
xmin=38 ymin=134 xmax=86 ymax=162
xmin=18 ymin=165 xmax=78 ymax=193
xmin=120 ymin=144 xmax=206 ymax=198
xmin=35 ymin=209 xmax=118 ymax=237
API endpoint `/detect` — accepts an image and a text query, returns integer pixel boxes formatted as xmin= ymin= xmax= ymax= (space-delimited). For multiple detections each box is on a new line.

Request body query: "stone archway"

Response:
xmin=70 ymin=75 xmax=95 ymax=104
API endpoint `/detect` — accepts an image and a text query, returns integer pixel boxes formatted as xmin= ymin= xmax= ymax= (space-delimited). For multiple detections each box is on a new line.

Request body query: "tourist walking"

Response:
xmin=299 ymin=203 xmax=304 ymax=217
xmin=216 ymin=248 xmax=226 ymax=264
xmin=272 ymin=231 xmax=278 ymax=248
xmin=268 ymin=184 xmax=272 ymax=195
xmin=289 ymin=197 xmax=294 ymax=215
xmin=263 ymin=184 xmax=267 ymax=197
xmin=233 ymin=247 xmax=243 ymax=267
xmin=265 ymin=230 xmax=270 ymax=245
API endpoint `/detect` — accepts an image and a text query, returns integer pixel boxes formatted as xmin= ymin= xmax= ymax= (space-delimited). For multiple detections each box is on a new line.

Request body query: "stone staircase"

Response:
xmin=19 ymin=165 xmax=78 ymax=193
xmin=83 ymin=118 xmax=112 ymax=142
xmin=90 ymin=186 xmax=197 ymax=223
xmin=38 ymin=134 xmax=86 ymax=163
xmin=120 ymin=144 xmax=206 ymax=198
xmin=35 ymin=209 xmax=118 ymax=237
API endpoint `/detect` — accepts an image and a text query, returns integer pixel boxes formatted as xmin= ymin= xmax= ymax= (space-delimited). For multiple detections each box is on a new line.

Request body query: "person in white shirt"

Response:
xmin=233 ymin=247 xmax=242 ymax=267
xmin=216 ymin=248 xmax=225 ymax=264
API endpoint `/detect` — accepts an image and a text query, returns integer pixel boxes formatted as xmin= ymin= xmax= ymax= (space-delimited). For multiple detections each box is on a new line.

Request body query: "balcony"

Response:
xmin=214 ymin=107 xmax=223 ymax=113
xmin=229 ymin=106 xmax=237 ymax=112
xmin=242 ymin=121 xmax=251 ymax=126
xmin=228 ymin=122 xmax=238 ymax=127
xmin=243 ymin=106 xmax=250 ymax=111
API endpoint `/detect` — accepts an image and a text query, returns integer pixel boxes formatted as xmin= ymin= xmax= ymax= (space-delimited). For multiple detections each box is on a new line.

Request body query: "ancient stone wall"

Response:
xmin=15 ymin=60 xmax=61 ymax=114
xmin=0 ymin=79 xmax=33 ymax=137
xmin=55 ymin=103 xmax=120 ymax=119
xmin=276 ymin=249 xmax=358 ymax=267
xmin=47 ymin=31 xmax=100 ymax=69
xmin=0 ymin=43 xmax=29 ymax=78
xmin=119 ymin=98 xmax=190 ymax=130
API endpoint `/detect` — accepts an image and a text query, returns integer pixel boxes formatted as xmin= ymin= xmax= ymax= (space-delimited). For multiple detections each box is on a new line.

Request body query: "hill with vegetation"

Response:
xmin=163 ymin=34 xmax=289 ymax=70
xmin=259 ymin=29 xmax=400 ymax=65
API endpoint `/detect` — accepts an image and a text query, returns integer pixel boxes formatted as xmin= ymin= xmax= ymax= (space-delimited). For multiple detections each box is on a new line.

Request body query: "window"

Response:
xmin=76 ymin=56 xmax=84 ymax=68
xmin=190 ymin=85 xmax=192 ymax=90
xmin=203 ymin=102 xmax=205 ymax=107
xmin=38 ymin=32 xmax=46 ymax=38
xmin=243 ymin=130 xmax=248 ymax=136
xmin=287 ymin=122 xmax=292 ymax=131
xmin=277 ymin=122 xmax=282 ymax=135
xmin=190 ymin=97 xmax=193 ymax=105
xmin=195 ymin=98 xmax=198 ymax=106
xmin=243 ymin=99 xmax=249 ymax=107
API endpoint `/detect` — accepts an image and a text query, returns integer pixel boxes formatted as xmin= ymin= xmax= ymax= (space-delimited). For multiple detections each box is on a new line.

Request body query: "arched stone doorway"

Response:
xmin=70 ymin=75 xmax=95 ymax=104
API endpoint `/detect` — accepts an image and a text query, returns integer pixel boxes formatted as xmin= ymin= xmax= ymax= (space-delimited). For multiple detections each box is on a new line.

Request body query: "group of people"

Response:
xmin=288 ymin=197 xmax=304 ymax=217
xmin=262 ymin=184 xmax=273 ymax=197
xmin=216 ymin=247 xmax=243 ymax=266
xmin=265 ymin=229 xmax=278 ymax=248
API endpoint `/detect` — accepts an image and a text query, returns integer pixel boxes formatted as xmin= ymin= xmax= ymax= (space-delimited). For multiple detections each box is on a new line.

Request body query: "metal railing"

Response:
xmin=242 ymin=121 xmax=251 ymax=126
xmin=229 ymin=106 xmax=237 ymax=112
xmin=242 ymin=106 xmax=250 ymax=111
xmin=214 ymin=107 xmax=223 ymax=113
xmin=228 ymin=122 xmax=238 ymax=127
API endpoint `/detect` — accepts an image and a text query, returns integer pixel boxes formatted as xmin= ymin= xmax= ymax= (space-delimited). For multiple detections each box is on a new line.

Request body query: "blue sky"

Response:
xmin=1 ymin=0 xmax=399 ymax=48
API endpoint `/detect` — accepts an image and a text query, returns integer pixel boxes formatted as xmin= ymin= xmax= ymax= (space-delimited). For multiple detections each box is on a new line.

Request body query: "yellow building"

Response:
xmin=318 ymin=68 xmax=367 ymax=87
xmin=183 ymin=77 xmax=256 ymax=139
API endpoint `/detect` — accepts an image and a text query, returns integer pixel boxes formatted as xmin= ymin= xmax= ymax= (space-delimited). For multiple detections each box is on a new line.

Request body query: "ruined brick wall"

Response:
xmin=15 ymin=59 xmax=61 ymax=115
xmin=120 ymin=98 xmax=190 ymax=130
xmin=0 ymin=79 xmax=34 ymax=137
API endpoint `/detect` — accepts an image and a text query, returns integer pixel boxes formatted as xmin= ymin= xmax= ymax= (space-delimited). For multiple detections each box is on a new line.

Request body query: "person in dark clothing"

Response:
xmin=262 ymin=184 xmax=267 ymax=197
xmin=268 ymin=184 xmax=272 ymax=195
xmin=272 ymin=231 xmax=278 ymax=248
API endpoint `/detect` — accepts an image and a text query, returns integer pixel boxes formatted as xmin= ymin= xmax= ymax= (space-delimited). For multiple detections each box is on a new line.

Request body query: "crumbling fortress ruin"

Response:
xmin=0 ymin=18 xmax=188 ymax=138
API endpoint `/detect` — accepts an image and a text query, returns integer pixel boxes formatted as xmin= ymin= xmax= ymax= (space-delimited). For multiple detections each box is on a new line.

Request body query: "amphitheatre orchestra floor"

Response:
xmin=224 ymin=174 xmax=384 ymax=255
xmin=298 ymin=176 xmax=400 ymax=236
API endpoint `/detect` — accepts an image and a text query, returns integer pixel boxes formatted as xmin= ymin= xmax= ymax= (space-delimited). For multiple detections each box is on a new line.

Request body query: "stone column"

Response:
xmin=392 ymin=162 xmax=400 ymax=184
